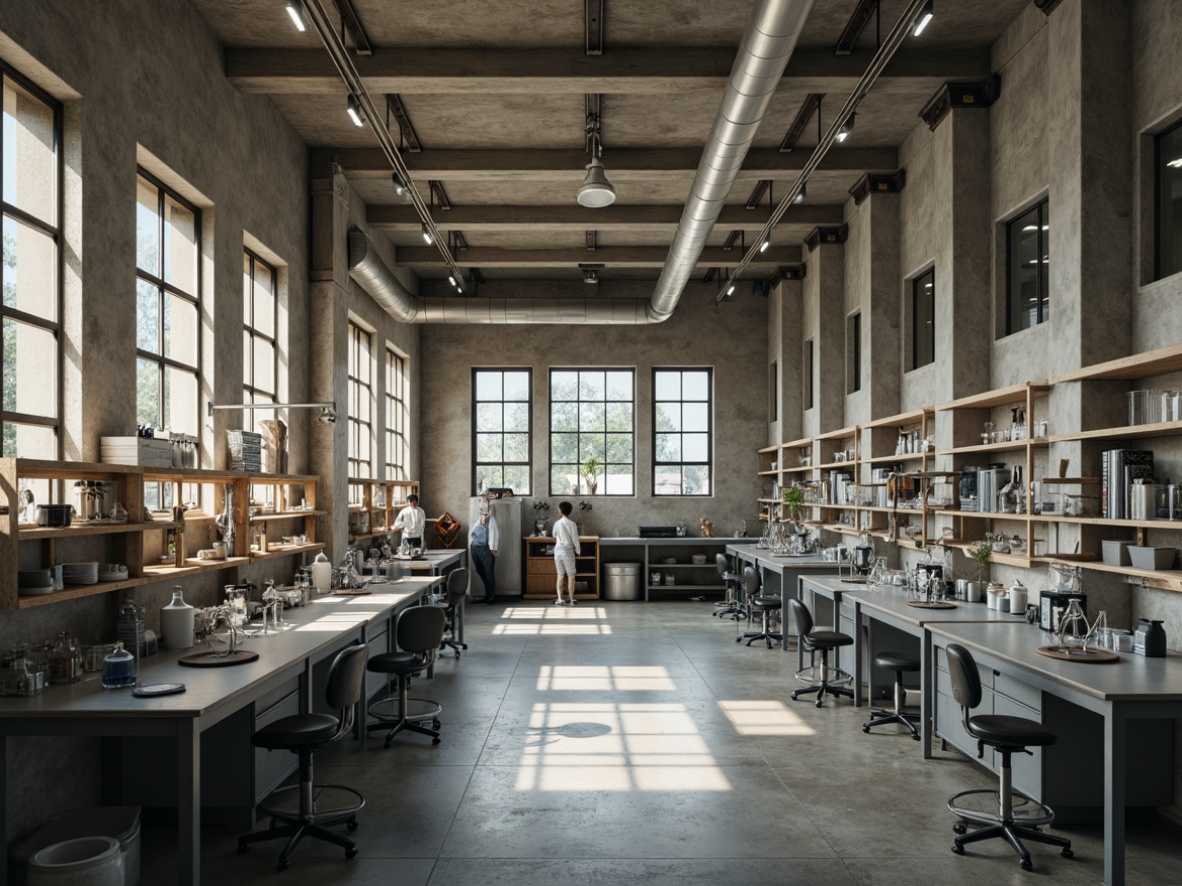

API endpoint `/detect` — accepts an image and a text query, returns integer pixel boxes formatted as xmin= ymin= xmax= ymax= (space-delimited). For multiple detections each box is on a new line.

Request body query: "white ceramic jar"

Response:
xmin=160 ymin=586 xmax=195 ymax=649
xmin=29 ymin=837 xmax=124 ymax=886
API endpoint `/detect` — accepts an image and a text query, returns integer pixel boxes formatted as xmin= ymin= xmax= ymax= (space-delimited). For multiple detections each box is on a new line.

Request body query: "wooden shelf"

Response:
xmin=142 ymin=467 xmax=242 ymax=481
xmin=1046 ymin=421 xmax=1182 ymax=444
xmin=939 ymin=439 xmax=1049 ymax=456
xmin=940 ymin=382 xmax=1050 ymax=411
xmin=1049 ymin=341 xmax=1182 ymax=383
xmin=249 ymin=510 xmax=326 ymax=523
xmin=862 ymin=409 xmax=931 ymax=429
xmin=249 ymin=543 xmax=326 ymax=561
xmin=18 ymin=521 xmax=178 ymax=540
xmin=863 ymin=452 xmax=925 ymax=464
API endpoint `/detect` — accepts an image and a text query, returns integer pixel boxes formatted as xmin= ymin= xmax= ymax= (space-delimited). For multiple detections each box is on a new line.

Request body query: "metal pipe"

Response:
xmin=648 ymin=0 xmax=815 ymax=321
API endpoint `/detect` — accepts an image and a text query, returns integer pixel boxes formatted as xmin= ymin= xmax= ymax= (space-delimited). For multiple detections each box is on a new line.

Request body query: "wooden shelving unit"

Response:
xmin=1 ymin=459 xmax=324 ymax=610
xmin=346 ymin=477 xmax=419 ymax=543
xmin=523 ymin=536 xmax=600 ymax=600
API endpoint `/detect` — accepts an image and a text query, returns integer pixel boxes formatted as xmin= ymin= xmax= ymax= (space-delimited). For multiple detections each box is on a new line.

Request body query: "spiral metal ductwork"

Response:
xmin=347 ymin=0 xmax=814 ymax=325
xmin=648 ymin=0 xmax=815 ymax=321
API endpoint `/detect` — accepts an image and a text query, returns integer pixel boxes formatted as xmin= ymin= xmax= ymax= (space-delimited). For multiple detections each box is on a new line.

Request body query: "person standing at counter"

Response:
xmin=470 ymin=503 xmax=499 ymax=604
xmin=552 ymin=501 xmax=581 ymax=606
xmin=392 ymin=494 xmax=426 ymax=550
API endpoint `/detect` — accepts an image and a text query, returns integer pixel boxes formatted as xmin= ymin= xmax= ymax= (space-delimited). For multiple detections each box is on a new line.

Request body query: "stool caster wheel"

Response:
xmin=1019 ymin=859 xmax=1033 ymax=871
xmin=815 ymin=700 xmax=823 ymax=708
xmin=345 ymin=846 xmax=358 ymax=859
xmin=1061 ymin=849 xmax=1074 ymax=859
xmin=951 ymin=844 xmax=964 ymax=855
xmin=433 ymin=718 xmax=441 ymax=729
xmin=347 ymin=819 xmax=359 ymax=831
xmin=735 ymin=637 xmax=742 ymax=643
xmin=862 ymin=725 xmax=870 ymax=733
xmin=277 ymin=859 xmax=289 ymax=872
xmin=952 ymin=823 xmax=967 ymax=835
xmin=432 ymin=736 xmax=441 ymax=745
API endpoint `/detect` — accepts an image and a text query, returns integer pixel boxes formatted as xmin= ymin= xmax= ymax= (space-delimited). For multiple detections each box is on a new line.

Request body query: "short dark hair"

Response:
xmin=558 ymin=501 xmax=572 ymax=516
xmin=408 ymin=494 xmax=418 ymax=504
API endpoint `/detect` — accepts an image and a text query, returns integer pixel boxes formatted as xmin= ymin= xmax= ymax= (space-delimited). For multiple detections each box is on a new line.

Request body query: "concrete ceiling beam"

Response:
xmin=367 ymin=204 xmax=844 ymax=231
xmin=226 ymin=47 xmax=991 ymax=95
xmin=336 ymin=147 xmax=898 ymax=180
xmin=395 ymin=245 xmax=801 ymax=268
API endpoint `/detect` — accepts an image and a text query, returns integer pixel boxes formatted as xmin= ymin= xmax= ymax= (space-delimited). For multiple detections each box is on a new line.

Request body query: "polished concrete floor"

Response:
xmin=144 ymin=600 xmax=1181 ymax=884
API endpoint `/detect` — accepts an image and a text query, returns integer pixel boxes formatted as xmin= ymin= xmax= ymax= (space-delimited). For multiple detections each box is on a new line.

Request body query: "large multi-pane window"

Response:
xmin=912 ymin=268 xmax=935 ymax=368
xmin=1006 ymin=199 xmax=1049 ymax=334
xmin=386 ymin=346 xmax=408 ymax=481
xmin=473 ymin=369 xmax=531 ymax=495
xmin=550 ymin=369 xmax=634 ymax=496
xmin=1156 ymin=121 xmax=1182 ymax=280
xmin=347 ymin=321 xmax=373 ymax=483
xmin=2 ymin=63 xmax=61 ymax=458
xmin=242 ymin=249 xmax=277 ymax=427
xmin=136 ymin=170 xmax=200 ymax=434
xmin=653 ymin=368 xmax=712 ymax=496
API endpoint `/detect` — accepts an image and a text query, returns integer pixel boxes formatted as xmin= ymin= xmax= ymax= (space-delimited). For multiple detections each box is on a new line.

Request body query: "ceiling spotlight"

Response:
xmin=836 ymin=112 xmax=856 ymax=143
xmin=421 ymin=222 xmax=433 ymax=245
xmin=285 ymin=0 xmax=307 ymax=31
xmin=584 ymin=269 xmax=599 ymax=284
xmin=1169 ymin=158 xmax=1182 ymax=169
xmin=794 ymin=183 xmax=807 ymax=204
xmin=346 ymin=94 xmax=366 ymax=127
xmin=759 ymin=237 xmax=770 ymax=253
xmin=912 ymin=0 xmax=934 ymax=36
xmin=578 ymin=157 xmax=617 ymax=208
xmin=391 ymin=172 xmax=413 ymax=203
xmin=726 ymin=282 xmax=736 ymax=296
xmin=318 ymin=405 xmax=337 ymax=424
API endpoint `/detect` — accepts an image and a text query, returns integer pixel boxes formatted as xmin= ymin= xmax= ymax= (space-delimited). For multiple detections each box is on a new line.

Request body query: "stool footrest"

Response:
xmin=368 ymin=697 xmax=442 ymax=724
xmin=258 ymin=783 xmax=365 ymax=825
xmin=947 ymin=788 xmax=1054 ymax=828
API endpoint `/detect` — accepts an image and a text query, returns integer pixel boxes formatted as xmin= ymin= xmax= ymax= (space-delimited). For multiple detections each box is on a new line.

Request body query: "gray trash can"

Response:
xmin=603 ymin=563 xmax=642 ymax=601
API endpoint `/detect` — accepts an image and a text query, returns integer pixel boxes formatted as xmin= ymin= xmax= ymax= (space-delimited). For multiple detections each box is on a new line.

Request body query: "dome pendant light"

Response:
xmin=578 ymin=157 xmax=616 ymax=208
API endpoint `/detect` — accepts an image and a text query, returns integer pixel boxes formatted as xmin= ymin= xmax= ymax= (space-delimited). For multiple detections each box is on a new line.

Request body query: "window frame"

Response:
xmin=347 ymin=321 xmax=373 ymax=483
xmin=1154 ymin=118 xmax=1182 ymax=281
xmin=548 ymin=367 xmax=635 ymax=497
xmin=1005 ymin=198 xmax=1050 ymax=335
xmin=471 ymin=367 xmax=533 ymax=496
xmin=385 ymin=345 xmax=408 ymax=482
xmin=135 ymin=167 xmax=202 ymax=435
xmin=1 ymin=60 xmax=63 ymax=458
xmin=242 ymin=248 xmax=278 ymax=418
xmin=912 ymin=268 xmax=935 ymax=369
xmin=847 ymin=312 xmax=862 ymax=393
xmin=652 ymin=367 xmax=713 ymax=497
xmin=803 ymin=339 xmax=814 ymax=410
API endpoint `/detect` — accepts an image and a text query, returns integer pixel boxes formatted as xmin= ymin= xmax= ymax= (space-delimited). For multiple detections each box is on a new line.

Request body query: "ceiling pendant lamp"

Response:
xmin=421 ymin=222 xmax=433 ymax=245
xmin=346 ymin=94 xmax=366 ymax=127
xmin=391 ymin=172 xmax=413 ymax=203
xmin=577 ymin=113 xmax=616 ymax=208
xmin=285 ymin=0 xmax=307 ymax=32
xmin=912 ymin=0 xmax=934 ymax=37
xmin=835 ymin=112 xmax=856 ymax=143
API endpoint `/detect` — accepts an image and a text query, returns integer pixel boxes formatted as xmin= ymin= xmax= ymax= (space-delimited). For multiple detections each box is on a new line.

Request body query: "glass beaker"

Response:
xmin=1162 ymin=391 xmax=1180 ymax=424
xmin=1056 ymin=599 xmax=1091 ymax=653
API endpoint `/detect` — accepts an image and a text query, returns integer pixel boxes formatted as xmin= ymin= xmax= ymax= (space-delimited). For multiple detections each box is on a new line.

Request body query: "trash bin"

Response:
xmin=9 ymin=807 xmax=140 ymax=886
xmin=603 ymin=563 xmax=641 ymax=601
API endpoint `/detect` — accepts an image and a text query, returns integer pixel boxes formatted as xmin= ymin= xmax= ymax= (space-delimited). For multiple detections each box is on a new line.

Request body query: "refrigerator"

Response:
xmin=469 ymin=496 xmax=522 ymax=598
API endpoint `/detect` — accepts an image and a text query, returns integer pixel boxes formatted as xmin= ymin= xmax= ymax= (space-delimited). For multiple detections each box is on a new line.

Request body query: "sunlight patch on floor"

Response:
xmin=515 ymin=701 xmax=731 ymax=792
xmin=493 ymin=623 xmax=614 ymax=635
xmin=535 ymin=665 xmax=676 ymax=691
xmin=501 ymin=606 xmax=608 ymax=620
xmin=718 ymin=699 xmax=816 ymax=736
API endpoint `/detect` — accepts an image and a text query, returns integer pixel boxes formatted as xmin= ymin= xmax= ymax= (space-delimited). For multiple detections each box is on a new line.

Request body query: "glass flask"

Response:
xmin=101 ymin=642 xmax=136 ymax=690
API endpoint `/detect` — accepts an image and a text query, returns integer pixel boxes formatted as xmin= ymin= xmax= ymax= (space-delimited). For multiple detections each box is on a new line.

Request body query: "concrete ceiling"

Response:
xmin=192 ymin=0 xmax=1031 ymax=285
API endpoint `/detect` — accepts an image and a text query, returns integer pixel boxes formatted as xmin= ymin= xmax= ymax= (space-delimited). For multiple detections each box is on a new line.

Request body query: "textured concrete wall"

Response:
xmin=801 ymin=243 xmax=846 ymax=435
xmin=419 ymin=284 xmax=766 ymax=545
xmin=0 ymin=0 xmax=310 ymax=842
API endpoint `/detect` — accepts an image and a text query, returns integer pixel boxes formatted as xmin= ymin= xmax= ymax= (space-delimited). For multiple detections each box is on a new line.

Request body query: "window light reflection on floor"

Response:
xmin=535 ymin=665 xmax=676 ymax=692
xmin=515 ymin=702 xmax=731 ymax=792
xmin=501 ymin=606 xmax=609 ymax=620
xmin=718 ymin=700 xmax=816 ymax=736
xmin=493 ymin=623 xmax=613 ymax=635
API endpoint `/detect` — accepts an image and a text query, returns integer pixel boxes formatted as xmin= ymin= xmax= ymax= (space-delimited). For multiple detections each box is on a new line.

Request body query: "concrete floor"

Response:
xmin=143 ymin=600 xmax=1181 ymax=884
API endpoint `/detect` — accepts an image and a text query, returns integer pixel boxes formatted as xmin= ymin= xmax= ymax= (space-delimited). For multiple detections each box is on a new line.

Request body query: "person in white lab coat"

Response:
xmin=552 ymin=500 xmax=581 ymax=605
xmin=392 ymin=494 xmax=426 ymax=550
xmin=470 ymin=501 xmax=499 ymax=603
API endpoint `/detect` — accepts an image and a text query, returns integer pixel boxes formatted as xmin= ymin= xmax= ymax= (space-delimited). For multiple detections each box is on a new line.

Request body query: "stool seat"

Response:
xmin=874 ymin=651 xmax=920 ymax=671
xmin=367 ymin=651 xmax=422 ymax=674
xmin=806 ymin=630 xmax=853 ymax=649
xmin=967 ymin=714 xmax=1056 ymax=748
xmin=750 ymin=595 xmax=782 ymax=610
xmin=253 ymin=714 xmax=341 ymax=750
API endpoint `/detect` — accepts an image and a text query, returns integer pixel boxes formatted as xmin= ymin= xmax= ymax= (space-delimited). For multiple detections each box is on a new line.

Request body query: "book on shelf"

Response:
xmin=1101 ymin=449 xmax=1153 ymax=520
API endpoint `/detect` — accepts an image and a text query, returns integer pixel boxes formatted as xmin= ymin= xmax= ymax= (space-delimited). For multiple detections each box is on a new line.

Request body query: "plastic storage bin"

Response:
xmin=603 ymin=563 xmax=641 ymax=601
xmin=9 ymin=807 xmax=140 ymax=886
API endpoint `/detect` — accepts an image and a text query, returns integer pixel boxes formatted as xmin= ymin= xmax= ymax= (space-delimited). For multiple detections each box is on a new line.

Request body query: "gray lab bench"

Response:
xmin=727 ymin=547 xmax=842 ymax=650
xmin=0 ymin=576 xmax=442 ymax=886
xmin=929 ymin=620 xmax=1181 ymax=886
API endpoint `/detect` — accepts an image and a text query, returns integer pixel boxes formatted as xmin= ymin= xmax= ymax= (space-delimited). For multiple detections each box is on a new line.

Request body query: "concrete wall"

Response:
xmin=419 ymin=283 xmax=766 ymax=546
xmin=0 ymin=0 xmax=311 ymax=841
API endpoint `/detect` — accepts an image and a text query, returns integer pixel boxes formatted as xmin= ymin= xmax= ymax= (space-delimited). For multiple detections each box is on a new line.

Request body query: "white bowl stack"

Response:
xmin=61 ymin=561 xmax=100 ymax=586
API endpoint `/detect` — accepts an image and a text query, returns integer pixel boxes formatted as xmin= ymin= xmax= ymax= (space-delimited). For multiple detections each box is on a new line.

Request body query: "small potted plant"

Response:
xmin=580 ymin=456 xmax=601 ymax=495
xmin=782 ymin=485 xmax=805 ymax=527
xmin=967 ymin=539 xmax=992 ymax=602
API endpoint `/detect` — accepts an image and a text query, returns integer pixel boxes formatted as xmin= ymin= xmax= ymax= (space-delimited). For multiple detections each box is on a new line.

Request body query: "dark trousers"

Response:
xmin=471 ymin=545 xmax=495 ymax=600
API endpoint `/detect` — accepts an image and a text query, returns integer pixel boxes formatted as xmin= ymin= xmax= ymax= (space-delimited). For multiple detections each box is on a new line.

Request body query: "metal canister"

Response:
xmin=1169 ymin=485 xmax=1182 ymax=521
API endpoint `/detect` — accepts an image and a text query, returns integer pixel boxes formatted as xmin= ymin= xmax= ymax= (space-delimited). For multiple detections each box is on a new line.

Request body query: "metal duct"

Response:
xmin=648 ymin=0 xmax=815 ymax=321
xmin=347 ymin=230 xmax=653 ymax=325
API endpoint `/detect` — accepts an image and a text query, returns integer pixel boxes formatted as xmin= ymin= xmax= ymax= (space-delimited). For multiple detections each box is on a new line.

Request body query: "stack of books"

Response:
xmin=1101 ymin=449 xmax=1154 ymax=519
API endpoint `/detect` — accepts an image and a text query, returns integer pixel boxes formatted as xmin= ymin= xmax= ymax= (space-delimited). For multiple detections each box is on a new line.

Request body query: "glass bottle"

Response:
xmin=49 ymin=632 xmax=80 ymax=684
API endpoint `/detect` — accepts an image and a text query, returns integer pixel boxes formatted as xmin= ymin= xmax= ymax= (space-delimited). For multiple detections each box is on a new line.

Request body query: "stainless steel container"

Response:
xmin=1129 ymin=480 xmax=1160 ymax=521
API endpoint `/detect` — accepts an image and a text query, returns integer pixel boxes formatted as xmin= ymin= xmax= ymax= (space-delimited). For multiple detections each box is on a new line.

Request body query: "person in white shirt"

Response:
xmin=470 ymin=500 xmax=500 ymax=603
xmin=392 ymin=494 xmax=426 ymax=549
xmin=552 ymin=500 xmax=581 ymax=606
